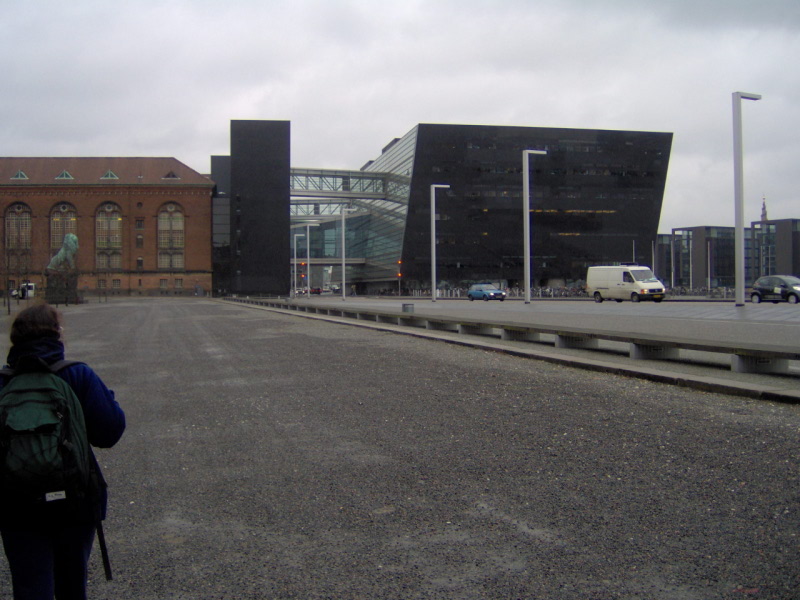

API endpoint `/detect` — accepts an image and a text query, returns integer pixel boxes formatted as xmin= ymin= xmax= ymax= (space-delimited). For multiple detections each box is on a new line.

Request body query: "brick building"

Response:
xmin=0 ymin=157 xmax=214 ymax=297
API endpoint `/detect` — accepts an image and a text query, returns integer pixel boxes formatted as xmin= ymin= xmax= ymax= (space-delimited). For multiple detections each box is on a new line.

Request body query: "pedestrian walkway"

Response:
xmin=1 ymin=298 xmax=797 ymax=599
xmin=231 ymin=297 xmax=800 ymax=403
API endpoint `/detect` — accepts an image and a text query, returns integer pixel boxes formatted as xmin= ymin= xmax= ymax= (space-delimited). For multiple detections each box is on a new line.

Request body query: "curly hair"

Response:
xmin=10 ymin=303 xmax=63 ymax=345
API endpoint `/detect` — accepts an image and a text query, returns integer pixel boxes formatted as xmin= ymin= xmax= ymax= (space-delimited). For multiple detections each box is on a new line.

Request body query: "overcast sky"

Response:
xmin=2 ymin=0 xmax=798 ymax=232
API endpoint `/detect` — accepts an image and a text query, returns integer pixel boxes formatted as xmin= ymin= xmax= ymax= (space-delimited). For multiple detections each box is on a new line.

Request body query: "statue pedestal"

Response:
xmin=45 ymin=271 xmax=80 ymax=305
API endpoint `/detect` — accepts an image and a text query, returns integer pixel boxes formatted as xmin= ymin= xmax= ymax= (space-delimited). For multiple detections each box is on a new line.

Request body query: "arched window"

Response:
xmin=158 ymin=203 xmax=184 ymax=269
xmin=51 ymin=203 xmax=77 ymax=249
xmin=4 ymin=203 xmax=32 ymax=273
xmin=96 ymin=202 xmax=122 ymax=271
xmin=6 ymin=203 xmax=32 ymax=250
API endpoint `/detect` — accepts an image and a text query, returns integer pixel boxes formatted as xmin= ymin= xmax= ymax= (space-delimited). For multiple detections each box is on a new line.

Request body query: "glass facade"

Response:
xmin=672 ymin=226 xmax=747 ymax=289
xmin=707 ymin=228 xmax=736 ymax=288
xmin=289 ymin=154 xmax=414 ymax=290
xmin=221 ymin=121 xmax=674 ymax=295
xmin=753 ymin=222 xmax=777 ymax=277
xmin=379 ymin=124 xmax=672 ymax=289
xmin=751 ymin=218 xmax=800 ymax=279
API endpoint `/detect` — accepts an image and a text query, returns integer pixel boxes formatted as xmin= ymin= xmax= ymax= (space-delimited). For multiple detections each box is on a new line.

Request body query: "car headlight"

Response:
xmin=793 ymin=285 xmax=800 ymax=291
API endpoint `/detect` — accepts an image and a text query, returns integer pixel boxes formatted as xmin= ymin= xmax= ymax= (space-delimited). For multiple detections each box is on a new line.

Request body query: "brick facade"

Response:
xmin=1 ymin=158 xmax=214 ymax=298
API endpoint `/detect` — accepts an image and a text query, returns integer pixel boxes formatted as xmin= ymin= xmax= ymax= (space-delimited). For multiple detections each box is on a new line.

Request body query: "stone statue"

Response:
xmin=45 ymin=233 xmax=79 ymax=305
xmin=46 ymin=233 xmax=79 ymax=272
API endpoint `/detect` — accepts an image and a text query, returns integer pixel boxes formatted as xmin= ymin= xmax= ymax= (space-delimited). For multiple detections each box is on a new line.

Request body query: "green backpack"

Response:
xmin=0 ymin=358 xmax=94 ymax=512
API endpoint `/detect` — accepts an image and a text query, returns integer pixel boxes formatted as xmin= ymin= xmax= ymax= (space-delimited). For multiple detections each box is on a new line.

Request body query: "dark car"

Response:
xmin=750 ymin=275 xmax=800 ymax=304
xmin=309 ymin=287 xmax=322 ymax=295
xmin=467 ymin=284 xmax=506 ymax=301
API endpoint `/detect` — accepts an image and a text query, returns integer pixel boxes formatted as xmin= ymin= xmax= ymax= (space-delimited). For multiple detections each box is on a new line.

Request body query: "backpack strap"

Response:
xmin=48 ymin=359 xmax=84 ymax=373
xmin=0 ymin=359 xmax=84 ymax=378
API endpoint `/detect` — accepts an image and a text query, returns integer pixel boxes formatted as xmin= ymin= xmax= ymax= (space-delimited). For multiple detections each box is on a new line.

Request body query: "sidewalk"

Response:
xmin=233 ymin=297 xmax=800 ymax=403
xmin=1 ymin=298 xmax=797 ymax=599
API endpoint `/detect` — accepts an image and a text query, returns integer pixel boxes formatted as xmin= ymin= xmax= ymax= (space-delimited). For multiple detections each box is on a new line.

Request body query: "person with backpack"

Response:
xmin=0 ymin=303 xmax=125 ymax=600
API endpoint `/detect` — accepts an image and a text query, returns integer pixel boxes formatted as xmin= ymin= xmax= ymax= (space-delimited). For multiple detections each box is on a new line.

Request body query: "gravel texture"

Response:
xmin=1 ymin=298 xmax=797 ymax=599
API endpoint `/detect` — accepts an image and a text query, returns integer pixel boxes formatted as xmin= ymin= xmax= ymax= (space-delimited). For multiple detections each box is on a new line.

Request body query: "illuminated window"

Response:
xmin=5 ymin=204 xmax=32 ymax=250
xmin=50 ymin=203 xmax=77 ymax=248
xmin=96 ymin=203 xmax=122 ymax=249
xmin=96 ymin=203 xmax=122 ymax=270
xmin=5 ymin=204 xmax=32 ymax=274
xmin=158 ymin=203 xmax=184 ymax=270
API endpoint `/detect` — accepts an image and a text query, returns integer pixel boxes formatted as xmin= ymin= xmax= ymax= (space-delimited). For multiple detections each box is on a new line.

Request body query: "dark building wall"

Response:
xmin=400 ymin=124 xmax=672 ymax=287
xmin=776 ymin=220 xmax=800 ymax=275
xmin=750 ymin=219 xmax=799 ymax=281
xmin=655 ymin=234 xmax=672 ymax=284
xmin=230 ymin=120 xmax=290 ymax=295
xmin=211 ymin=155 xmax=232 ymax=294
xmin=211 ymin=155 xmax=231 ymax=195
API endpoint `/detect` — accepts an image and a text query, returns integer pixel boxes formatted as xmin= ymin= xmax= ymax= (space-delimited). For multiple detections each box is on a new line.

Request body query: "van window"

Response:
xmin=631 ymin=269 xmax=658 ymax=282
xmin=623 ymin=272 xmax=633 ymax=283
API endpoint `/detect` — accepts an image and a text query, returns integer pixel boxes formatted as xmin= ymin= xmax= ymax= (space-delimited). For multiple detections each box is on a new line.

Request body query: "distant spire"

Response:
xmin=761 ymin=196 xmax=768 ymax=222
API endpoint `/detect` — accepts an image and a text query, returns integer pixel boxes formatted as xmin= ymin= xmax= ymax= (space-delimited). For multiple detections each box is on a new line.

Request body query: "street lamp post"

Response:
xmin=341 ymin=207 xmax=356 ymax=301
xmin=523 ymin=150 xmax=547 ymax=304
xmin=292 ymin=233 xmax=304 ymax=298
xmin=732 ymin=91 xmax=761 ymax=306
xmin=430 ymin=184 xmax=450 ymax=302
xmin=670 ymin=236 xmax=675 ymax=290
xmin=305 ymin=223 xmax=319 ymax=293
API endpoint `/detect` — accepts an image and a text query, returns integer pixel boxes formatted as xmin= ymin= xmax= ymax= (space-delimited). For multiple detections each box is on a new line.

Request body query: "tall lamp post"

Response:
xmin=732 ymin=91 xmax=761 ymax=306
xmin=305 ymin=223 xmax=319 ymax=292
xmin=292 ymin=233 xmax=304 ymax=298
xmin=341 ymin=207 xmax=356 ymax=301
xmin=430 ymin=184 xmax=450 ymax=302
xmin=523 ymin=150 xmax=547 ymax=304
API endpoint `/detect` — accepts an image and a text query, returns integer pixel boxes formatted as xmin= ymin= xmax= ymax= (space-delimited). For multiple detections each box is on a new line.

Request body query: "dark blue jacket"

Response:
xmin=0 ymin=337 xmax=126 ymax=526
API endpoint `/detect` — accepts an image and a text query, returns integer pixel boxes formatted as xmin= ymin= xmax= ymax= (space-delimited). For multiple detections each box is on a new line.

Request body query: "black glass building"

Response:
xmin=214 ymin=121 xmax=673 ymax=295
xmin=364 ymin=123 xmax=672 ymax=290
xmin=222 ymin=120 xmax=291 ymax=295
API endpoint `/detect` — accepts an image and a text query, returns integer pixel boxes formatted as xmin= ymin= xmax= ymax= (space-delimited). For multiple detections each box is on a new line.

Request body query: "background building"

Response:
xmin=215 ymin=121 xmax=674 ymax=295
xmin=213 ymin=120 xmax=290 ymax=296
xmin=1 ymin=157 xmax=214 ymax=297
xmin=751 ymin=218 xmax=800 ymax=279
xmin=365 ymin=123 xmax=672 ymax=291
xmin=665 ymin=216 xmax=799 ymax=292
xmin=670 ymin=226 xmax=742 ymax=290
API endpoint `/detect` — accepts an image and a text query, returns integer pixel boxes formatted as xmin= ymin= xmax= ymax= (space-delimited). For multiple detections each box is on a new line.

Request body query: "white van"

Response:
xmin=19 ymin=282 xmax=36 ymax=299
xmin=586 ymin=264 xmax=665 ymax=303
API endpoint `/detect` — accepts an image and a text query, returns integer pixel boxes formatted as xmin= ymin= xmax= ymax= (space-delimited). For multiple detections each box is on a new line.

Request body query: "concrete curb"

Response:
xmin=224 ymin=300 xmax=800 ymax=404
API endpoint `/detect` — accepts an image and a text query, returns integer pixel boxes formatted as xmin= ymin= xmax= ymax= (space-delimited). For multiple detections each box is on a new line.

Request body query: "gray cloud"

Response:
xmin=2 ymin=0 xmax=797 ymax=231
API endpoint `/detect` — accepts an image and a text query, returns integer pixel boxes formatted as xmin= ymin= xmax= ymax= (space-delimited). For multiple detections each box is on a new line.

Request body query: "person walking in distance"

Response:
xmin=0 ymin=303 xmax=126 ymax=599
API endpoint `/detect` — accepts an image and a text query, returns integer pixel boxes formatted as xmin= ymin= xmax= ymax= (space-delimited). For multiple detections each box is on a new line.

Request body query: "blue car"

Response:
xmin=467 ymin=284 xmax=506 ymax=301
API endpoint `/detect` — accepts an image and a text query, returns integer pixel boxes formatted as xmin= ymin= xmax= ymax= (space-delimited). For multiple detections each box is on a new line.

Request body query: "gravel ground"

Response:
xmin=1 ymin=298 xmax=797 ymax=599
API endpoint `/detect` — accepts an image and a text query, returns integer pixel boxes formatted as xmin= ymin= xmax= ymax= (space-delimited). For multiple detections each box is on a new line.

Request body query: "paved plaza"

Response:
xmin=0 ymin=298 xmax=798 ymax=599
